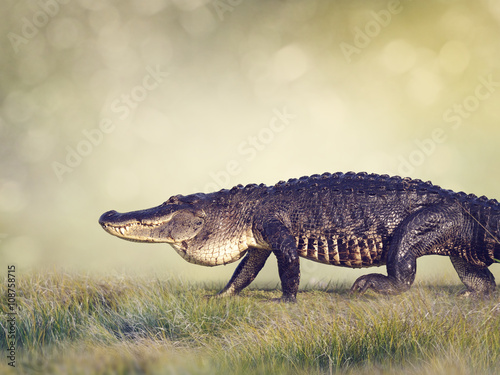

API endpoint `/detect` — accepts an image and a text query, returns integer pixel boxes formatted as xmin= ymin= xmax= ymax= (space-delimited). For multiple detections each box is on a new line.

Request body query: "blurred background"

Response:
xmin=1 ymin=0 xmax=500 ymax=287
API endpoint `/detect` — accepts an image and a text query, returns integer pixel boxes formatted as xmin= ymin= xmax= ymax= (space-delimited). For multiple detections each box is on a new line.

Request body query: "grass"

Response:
xmin=1 ymin=272 xmax=499 ymax=374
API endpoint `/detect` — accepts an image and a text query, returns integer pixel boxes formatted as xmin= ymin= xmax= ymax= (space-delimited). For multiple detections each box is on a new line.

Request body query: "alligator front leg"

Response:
xmin=351 ymin=205 xmax=455 ymax=295
xmin=258 ymin=218 xmax=300 ymax=302
xmin=273 ymin=247 xmax=300 ymax=302
xmin=216 ymin=248 xmax=271 ymax=297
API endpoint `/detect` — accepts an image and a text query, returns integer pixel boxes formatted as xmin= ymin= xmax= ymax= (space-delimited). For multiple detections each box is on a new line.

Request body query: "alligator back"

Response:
xmin=243 ymin=172 xmax=500 ymax=268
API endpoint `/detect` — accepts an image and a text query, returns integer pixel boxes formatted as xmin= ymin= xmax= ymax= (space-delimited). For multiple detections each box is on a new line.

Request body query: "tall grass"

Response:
xmin=1 ymin=272 xmax=499 ymax=374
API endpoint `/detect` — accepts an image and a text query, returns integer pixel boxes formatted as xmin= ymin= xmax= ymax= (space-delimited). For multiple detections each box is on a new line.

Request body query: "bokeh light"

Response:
xmin=1 ymin=0 xmax=499 ymax=285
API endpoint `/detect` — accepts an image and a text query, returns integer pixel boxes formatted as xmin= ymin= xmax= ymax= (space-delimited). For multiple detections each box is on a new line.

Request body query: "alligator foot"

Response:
xmin=456 ymin=289 xmax=474 ymax=298
xmin=213 ymin=290 xmax=235 ymax=298
xmin=205 ymin=290 xmax=237 ymax=299
xmin=350 ymin=273 xmax=403 ymax=295
xmin=456 ymin=288 xmax=494 ymax=299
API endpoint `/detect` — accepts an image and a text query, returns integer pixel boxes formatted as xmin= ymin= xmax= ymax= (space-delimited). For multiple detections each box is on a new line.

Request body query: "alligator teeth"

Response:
xmin=120 ymin=227 xmax=126 ymax=235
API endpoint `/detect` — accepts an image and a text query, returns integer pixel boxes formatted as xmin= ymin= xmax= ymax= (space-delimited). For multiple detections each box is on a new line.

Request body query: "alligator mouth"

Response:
xmin=102 ymin=220 xmax=167 ymax=232
xmin=99 ymin=210 xmax=173 ymax=243
xmin=102 ymin=222 xmax=139 ymax=237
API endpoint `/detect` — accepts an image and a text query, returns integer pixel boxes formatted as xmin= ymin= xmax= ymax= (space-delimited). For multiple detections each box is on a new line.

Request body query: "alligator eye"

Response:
xmin=165 ymin=195 xmax=181 ymax=205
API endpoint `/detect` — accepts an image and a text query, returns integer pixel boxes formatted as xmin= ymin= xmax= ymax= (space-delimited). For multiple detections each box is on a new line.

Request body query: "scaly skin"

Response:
xmin=99 ymin=172 xmax=500 ymax=301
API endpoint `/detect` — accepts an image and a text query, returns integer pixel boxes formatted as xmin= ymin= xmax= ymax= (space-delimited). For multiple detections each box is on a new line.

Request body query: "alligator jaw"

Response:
xmin=99 ymin=209 xmax=175 ymax=243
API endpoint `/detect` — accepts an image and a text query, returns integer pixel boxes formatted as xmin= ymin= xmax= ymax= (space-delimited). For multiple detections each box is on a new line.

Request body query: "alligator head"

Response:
xmin=99 ymin=193 xmax=250 ymax=266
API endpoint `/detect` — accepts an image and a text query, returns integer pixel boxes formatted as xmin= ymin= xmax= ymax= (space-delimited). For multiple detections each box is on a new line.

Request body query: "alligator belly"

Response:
xmin=295 ymin=233 xmax=385 ymax=268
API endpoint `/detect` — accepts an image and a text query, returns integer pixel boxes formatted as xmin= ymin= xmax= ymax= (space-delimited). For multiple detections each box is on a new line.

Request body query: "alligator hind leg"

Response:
xmin=216 ymin=248 xmax=271 ymax=297
xmin=351 ymin=206 xmax=454 ymax=295
xmin=450 ymin=256 xmax=496 ymax=297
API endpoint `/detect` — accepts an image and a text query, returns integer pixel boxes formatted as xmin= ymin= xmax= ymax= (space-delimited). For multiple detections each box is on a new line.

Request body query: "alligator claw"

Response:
xmin=349 ymin=275 xmax=371 ymax=295
xmin=350 ymin=274 xmax=401 ymax=295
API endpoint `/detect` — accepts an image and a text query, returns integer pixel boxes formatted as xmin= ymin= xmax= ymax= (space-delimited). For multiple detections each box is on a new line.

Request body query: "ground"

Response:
xmin=1 ymin=272 xmax=499 ymax=374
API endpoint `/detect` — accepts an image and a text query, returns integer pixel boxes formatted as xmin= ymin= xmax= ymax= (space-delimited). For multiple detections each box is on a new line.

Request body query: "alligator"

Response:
xmin=99 ymin=172 xmax=500 ymax=301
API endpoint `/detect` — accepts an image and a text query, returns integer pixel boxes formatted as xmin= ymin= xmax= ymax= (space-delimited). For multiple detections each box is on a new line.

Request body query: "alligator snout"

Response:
xmin=99 ymin=210 xmax=118 ymax=226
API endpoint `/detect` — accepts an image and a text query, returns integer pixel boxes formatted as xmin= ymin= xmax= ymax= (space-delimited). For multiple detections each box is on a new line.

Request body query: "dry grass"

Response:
xmin=1 ymin=272 xmax=499 ymax=374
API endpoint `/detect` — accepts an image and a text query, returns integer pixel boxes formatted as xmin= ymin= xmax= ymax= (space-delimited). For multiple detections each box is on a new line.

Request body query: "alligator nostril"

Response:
xmin=99 ymin=210 xmax=118 ymax=225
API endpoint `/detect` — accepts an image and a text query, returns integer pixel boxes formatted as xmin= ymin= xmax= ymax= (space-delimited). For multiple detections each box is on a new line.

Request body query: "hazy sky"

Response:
xmin=1 ymin=0 xmax=500 ymax=285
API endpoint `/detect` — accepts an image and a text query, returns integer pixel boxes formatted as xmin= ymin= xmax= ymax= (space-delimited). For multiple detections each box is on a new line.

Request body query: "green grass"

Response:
xmin=1 ymin=272 xmax=499 ymax=374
